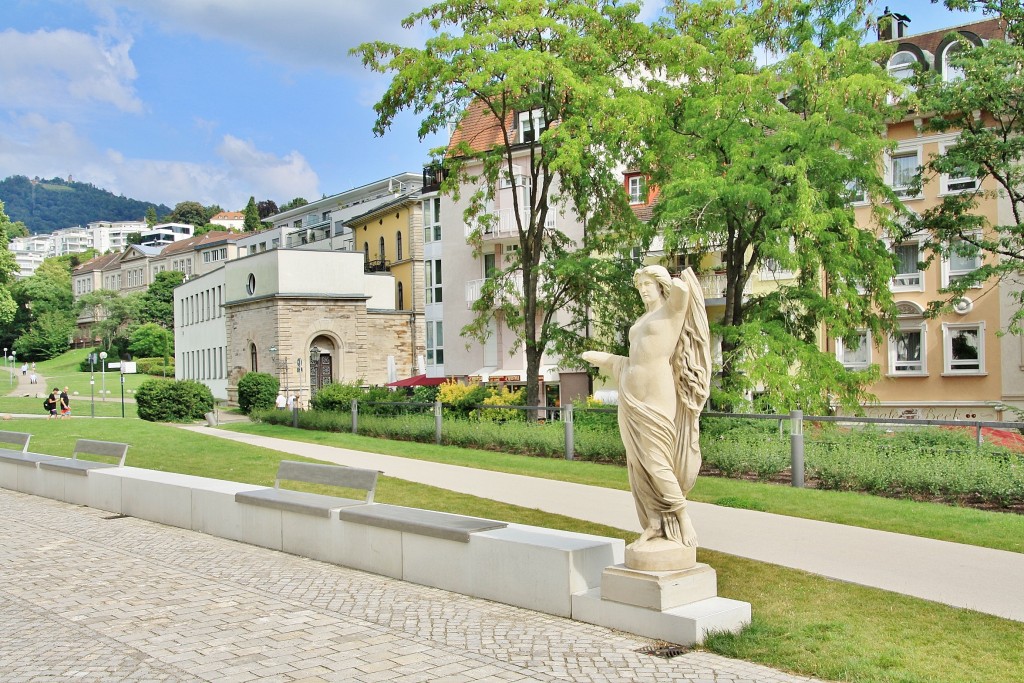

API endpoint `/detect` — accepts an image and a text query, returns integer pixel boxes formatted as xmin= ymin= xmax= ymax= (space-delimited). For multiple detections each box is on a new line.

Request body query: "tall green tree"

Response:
xmin=355 ymin=0 xmax=654 ymax=407
xmin=140 ymin=270 xmax=185 ymax=329
xmin=244 ymin=196 xmax=261 ymax=232
xmin=145 ymin=206 xmax=158 ymax=228
xmin=647 ymin=0 xmax=901 ymax=412
xmin=168 ymin=201 xmax=209 ymax=228
xmin=0 ymin=199 xmax=19 ymax=335
xmin=911 ymin=1 xmax=1024 ymax=329
xmin=76 ymin=289 xmax=145 ymax=353
xmin=279 ymin=197 xmax=308 ymax=212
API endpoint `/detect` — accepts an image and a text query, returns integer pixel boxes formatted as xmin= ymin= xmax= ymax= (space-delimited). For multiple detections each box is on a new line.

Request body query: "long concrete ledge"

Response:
xmin=0 ymin=457 xmax=622 ymax=620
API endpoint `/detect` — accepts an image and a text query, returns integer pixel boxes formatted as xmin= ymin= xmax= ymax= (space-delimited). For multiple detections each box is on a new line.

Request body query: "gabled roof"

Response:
xmin=889 ymin=17 xmax=1004 ymax=54
xmin=448 ymin=99 xmax=513 ymax=155
xmin=211 ymin=211 xmax=243 ymax=220
xmin=158 ymin=231 xmax=241 ymax=257
xmin=73 ymin=251 xmax=122 ymax=275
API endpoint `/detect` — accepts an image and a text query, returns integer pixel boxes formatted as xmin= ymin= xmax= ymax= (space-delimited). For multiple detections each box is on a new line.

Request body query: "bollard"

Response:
xmin=790 ymin=409 xmax=804 ymax=488
xmin=434 ymin=401 xmax=443 ymax=445
xmin=351 ymin=399 xmax=359 ymax=434
xmin=564 ymin=403 xmax=574 ymax=460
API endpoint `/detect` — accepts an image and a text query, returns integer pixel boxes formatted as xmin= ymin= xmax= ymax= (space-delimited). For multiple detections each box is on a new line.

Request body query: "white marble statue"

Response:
xmin=582 ymin=265 xmax=711 ymax=556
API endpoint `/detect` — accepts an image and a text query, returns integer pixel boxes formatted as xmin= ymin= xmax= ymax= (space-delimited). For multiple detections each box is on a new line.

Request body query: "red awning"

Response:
xmin=385 ymin=374 xmax=448 ymax=387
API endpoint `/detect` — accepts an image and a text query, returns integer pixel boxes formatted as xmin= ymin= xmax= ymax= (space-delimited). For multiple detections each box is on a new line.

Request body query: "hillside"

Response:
xmin=0 ymin=175 xmax=172 ymax=234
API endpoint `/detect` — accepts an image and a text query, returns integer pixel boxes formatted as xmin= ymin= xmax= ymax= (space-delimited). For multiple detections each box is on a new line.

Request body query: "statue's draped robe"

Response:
xmin=612 ymin=268 xmax=711 ymax=545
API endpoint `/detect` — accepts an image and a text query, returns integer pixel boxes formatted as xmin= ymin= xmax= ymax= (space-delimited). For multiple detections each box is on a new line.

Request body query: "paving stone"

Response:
xmin=0 ymin=487 xmax=829 ymax=683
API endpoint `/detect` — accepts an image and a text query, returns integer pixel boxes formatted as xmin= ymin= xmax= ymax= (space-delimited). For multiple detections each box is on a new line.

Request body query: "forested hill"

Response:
xmin=0 ymin=175 xmax=172 ymax=234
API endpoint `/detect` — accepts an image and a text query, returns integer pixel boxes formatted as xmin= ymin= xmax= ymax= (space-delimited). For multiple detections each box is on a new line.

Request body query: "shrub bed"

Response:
xmin=136 ymin=378 xmax=214 ymax=422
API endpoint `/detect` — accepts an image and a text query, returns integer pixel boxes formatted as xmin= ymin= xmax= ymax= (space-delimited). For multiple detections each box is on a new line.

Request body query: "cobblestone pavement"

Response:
xmin=0 ymin=488 xmax=827 ymax=683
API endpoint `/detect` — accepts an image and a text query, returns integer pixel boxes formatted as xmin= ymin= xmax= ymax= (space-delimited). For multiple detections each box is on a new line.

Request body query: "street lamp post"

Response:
xmin=99 ymin=351 xmax=108 ymax=402
xmin=3 ymin=347 xmax=8 ymax=388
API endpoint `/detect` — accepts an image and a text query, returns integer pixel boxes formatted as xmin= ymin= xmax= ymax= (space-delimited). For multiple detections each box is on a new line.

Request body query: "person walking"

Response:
xmin=44 ymin=388 xmax=59 ymax=419
xmin=59 ymin=386 xmax=71 ymax=419
xmin=275 ymin=392 xmax=287 ymax=410
xmin=29 ymin=372 xmax=37 ymax=385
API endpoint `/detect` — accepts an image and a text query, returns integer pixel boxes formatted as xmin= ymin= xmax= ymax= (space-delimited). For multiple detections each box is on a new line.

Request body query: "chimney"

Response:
xmin=878 ymin=8 xmax=911 ymax=41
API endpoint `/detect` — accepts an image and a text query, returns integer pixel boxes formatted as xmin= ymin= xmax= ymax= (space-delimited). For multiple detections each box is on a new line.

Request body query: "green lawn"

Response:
xmin=1 ymin=416 xmax=1022 ymax=683
xmin=223 ymin=422 xmax=1024 ymax=555
xmin=32 ymin=348 xmax=159 ymax=395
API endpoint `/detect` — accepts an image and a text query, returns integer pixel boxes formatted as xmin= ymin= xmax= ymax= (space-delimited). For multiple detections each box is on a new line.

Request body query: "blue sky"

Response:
xmin=0 ymin=1 xmax=987 ymax=214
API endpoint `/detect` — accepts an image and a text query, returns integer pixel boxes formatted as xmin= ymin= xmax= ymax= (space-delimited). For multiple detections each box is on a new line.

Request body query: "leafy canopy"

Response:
xmin=646 ymin=0 xmax=901 ymax=412
xmin=354 ymin=0 xmax=655 ymax=405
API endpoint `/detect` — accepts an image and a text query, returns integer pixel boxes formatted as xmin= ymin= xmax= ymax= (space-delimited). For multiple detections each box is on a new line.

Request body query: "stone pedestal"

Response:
xmin=624 ymin=537 xmax=697 ymax=571
xmin=571 ymin=562 xmax=751 ymax=646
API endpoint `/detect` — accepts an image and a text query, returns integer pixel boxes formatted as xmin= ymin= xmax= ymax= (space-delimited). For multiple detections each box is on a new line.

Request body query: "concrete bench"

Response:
xmin=38 ymin=439 xmax=129 ymax=475
xmin=0 ymin=431 xmax=69 ymax=468
xmin=338 ymin=504 xmax=507 ymax=542
xmin=235 ymin=460 xmax=378 ymax=518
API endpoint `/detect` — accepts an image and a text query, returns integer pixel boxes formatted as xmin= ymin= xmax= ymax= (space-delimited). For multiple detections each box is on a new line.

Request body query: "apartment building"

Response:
xmin=833 ymin=16 xmax=1024 ymax=420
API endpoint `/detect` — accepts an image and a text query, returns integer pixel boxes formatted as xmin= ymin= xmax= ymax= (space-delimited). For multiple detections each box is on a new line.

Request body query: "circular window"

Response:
xmin=246 ymin=273 xmax=256 ymax=295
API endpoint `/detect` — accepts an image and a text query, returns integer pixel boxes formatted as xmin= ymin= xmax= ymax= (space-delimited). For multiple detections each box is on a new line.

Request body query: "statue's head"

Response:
xmin=633 ymin=265 xmax=672 ymax=300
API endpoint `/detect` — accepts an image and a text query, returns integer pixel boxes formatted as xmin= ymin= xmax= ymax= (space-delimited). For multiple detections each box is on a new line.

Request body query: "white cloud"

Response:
xmin=0 ymin=114 xmax=319 ymax=213
xmin=0 ymin=27 xmax=142 ymax=114
xmin=111 ymin=0 xmax=430 ymax=72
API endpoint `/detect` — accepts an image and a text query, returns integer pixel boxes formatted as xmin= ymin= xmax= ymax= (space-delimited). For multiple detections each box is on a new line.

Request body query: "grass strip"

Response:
xmin=223 ymin=421 xmax=1024 ymax=554
xmin=2 ymin=417 xmax=1021 ymax=683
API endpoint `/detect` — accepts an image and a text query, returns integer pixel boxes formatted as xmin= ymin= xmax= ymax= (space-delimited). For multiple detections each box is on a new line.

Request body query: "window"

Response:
xmin=423 ymin=197 xmax=441 ymax=242
xmin=939 ymin=144 xmax=979 ymax=194
xmin=837 ymin=332 xmax=871 ymax=369
xmin=250 ymin=343 xmax=258 ymax=372
xmin=628 ymin=176 xmax=647 ymax=204
xmin=943 ymin=237 xmax=983 ymax=288
xmin=845 ymin=179 xmax=866 ymax=204
xmin=892 ymin=241 xmax=922 ymax=289
xmin=888 ymin=51 xmax=918 ymax=93
xmin=294 ymin=219 xmax=302 ymax=229
xmin=397 ymin=282 xmax=404 ymax=310
xmin=425 ymin=258 xmax=443 ymax=304
xmin=518 ymin=109 xmax=545 ymax=144
xmin=890 ymin=151 xmax=919 ymax=197
xmin=890 ymin=325 xmax=926 ymax=375
xmin=484 ymin=253 xmax=497 ymax=278
xmin=378 ymin=236 xmax=385 ymax=260
xmin=941 ymin=41 xmax=965 ymax=82
xmin=426 ymin=321 xmax=444 ymax=365
xmin=396 ymin=232 xmax=403 ymax=261
xmin=943 ymin=323 xmax=984 ymax=373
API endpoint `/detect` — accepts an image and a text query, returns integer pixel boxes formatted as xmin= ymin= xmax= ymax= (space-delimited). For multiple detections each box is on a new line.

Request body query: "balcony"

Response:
xmin=693 ymin=272 xmax=753 ymax=300
xmin=464 ymin=208 xmax=556 ymax=240
xmin=465 ymin=271 xmax=525 ymax=308
xmin=365 ymin=258 xmax=391 ymax=273
xmin=422 ymin=162 xmax=446 ymax=193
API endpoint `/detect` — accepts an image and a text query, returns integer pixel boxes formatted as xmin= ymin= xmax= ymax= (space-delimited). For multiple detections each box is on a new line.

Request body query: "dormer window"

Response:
xmin=941 ymin=41 xmax=965 ymax=82
xmin=627 ymin=175 xmax=647 ymax=204
xmin=888 ymin=51 xmax=918 ymax=83
xmin=518 ymin=109 xmax=545 ymax=144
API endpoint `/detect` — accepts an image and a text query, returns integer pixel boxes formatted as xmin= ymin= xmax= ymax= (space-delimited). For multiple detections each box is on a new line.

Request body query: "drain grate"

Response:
xmin=102 ymin=514 xmax=129 ymax=520
xmin=636 ymin=642 xmax=688 ymax=659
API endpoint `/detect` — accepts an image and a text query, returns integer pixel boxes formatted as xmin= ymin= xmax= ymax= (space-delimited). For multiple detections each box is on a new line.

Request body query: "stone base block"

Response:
xmin=625 ymin=538 xmax=697 ymax=571
xmin=601 ymin=563 xmax=717 ymax=611
xmin=572 ymin=588 xmax=750 ymax=645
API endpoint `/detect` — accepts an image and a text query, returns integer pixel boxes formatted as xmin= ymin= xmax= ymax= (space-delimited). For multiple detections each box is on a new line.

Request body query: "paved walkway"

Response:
xmin=0 ymin=487 xmax=824 ymax=683
xmin=180 ymin=426 xmax=1024 ymax=623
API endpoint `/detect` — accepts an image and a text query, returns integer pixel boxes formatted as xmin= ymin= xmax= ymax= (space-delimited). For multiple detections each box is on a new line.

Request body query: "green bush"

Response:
xmin=135 ymin=378 xmax=214 ymax=422
xmin=411 ymin=385 xmax=440 ymax=403
xmin=236 ymin=372 xmax=279 ymax=414
xmin=133 ymin=357 xmax=175 ymax=376
xmin=310 ymin=381 xmax=365 ymax=412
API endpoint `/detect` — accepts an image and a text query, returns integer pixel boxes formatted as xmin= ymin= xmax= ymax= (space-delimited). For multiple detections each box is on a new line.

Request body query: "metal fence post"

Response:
xmin=790 ymin=409 xmax=804 ymax=488
xmin=434 ymin=400 xmax=443 ymax=445
xmin=564 ymin=403 xmax=575 ymax=460
xmin=291 ymin=403 xmax=298 ymax=428
xmin=976 ymin=423 xmax=983 ymax=448
xmin=351 ymin=399 xmax=358 ymax=435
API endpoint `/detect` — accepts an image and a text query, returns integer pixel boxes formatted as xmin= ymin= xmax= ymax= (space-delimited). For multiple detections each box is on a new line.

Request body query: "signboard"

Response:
xmin=122 ymin=361 xmax=137 ymax=374
xmin=107 ymin=362 xmax=121 ymax=369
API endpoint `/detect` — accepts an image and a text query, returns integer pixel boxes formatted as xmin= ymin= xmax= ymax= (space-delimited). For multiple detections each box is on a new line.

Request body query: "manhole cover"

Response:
xmin=637 ymin=643 xmax=688 ymax=659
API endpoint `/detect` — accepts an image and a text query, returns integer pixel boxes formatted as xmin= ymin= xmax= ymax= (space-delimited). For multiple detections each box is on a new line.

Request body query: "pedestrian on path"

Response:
xmin=60 ymin=386 xmax=71 ymax=418
xmin=29 ymin=372 xmax=37 ymax=384
xmin=44 ymin=388 xmax=59 ymax=419
xmin=276 ymin=393 xmax=287 ymax=410
xmin=21 ymin=362 xmax=28 ymax=376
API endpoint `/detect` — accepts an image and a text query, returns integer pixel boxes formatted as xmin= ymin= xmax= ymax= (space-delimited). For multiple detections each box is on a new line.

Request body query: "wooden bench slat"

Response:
xmin=338 ymin=504 xmax=507 ymax=543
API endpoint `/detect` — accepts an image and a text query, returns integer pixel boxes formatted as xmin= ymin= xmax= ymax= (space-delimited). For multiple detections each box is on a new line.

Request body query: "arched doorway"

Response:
xmin=308 ymin=336 xmax=336 ymax=397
